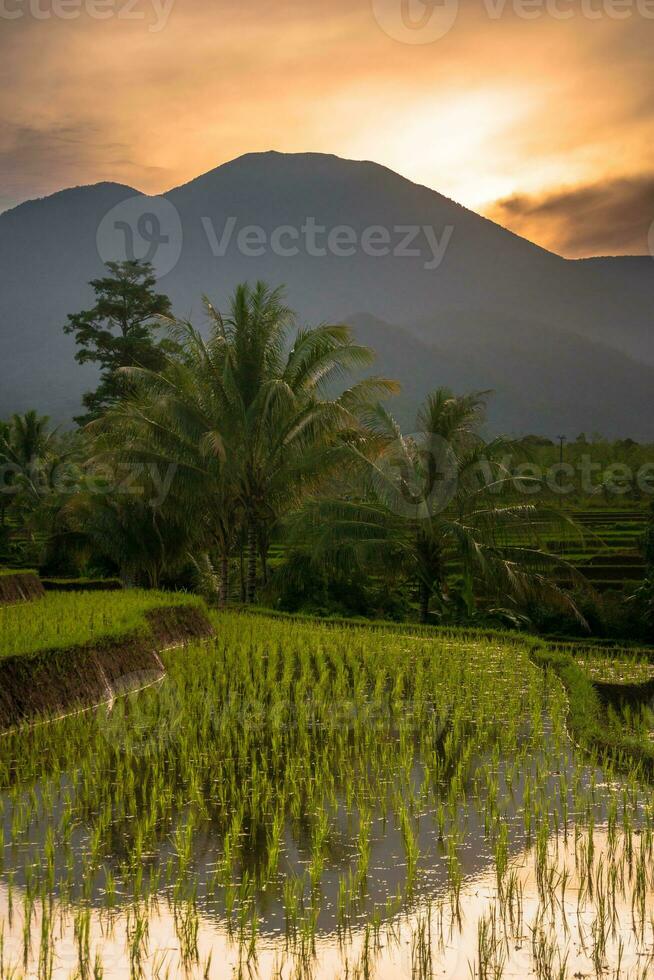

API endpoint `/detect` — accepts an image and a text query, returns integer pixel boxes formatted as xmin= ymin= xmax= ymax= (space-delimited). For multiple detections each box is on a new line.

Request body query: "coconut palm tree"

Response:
xmin=0 ymin=411 xmax=63 ymax=539
xmin=285 ymin=389 xmax=583 ymax=625
xmin=92 ymin=282 xmax=398 ymax=604
xmin=0 ymin=411 xmax=56 ymax=494
xmin=58 ymin=493 xmax=190 ymax=588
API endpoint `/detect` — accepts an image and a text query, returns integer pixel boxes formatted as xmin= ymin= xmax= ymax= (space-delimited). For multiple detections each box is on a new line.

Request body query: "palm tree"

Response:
xmin=0 ymin=411 xmax=55 ymax=486
xmin=0 ymin=410 xmax=60 ymax=536
xmin=59 ymin=493 xmax=190 ymax=588
xmin=92 ymin=282 xmax=398 ymax=604
xmin=286 ymin=389 xmax=583 ymax=625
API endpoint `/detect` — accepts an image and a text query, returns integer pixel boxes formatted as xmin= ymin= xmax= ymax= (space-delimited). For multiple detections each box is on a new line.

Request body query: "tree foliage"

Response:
xmin=91 ymin=281 xmax=398 ymax=603
xmin=63 ymin=260 xmax=175 ymax=425
xmin=284 ymin=389 xmax=584 ymax=625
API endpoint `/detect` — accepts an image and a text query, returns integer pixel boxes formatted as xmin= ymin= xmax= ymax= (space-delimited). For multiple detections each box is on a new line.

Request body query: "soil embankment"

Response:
xmin=0 ymin=572 xmax=45 ymax=605
xmin=0 ymin=604 xmax=214 ymax=731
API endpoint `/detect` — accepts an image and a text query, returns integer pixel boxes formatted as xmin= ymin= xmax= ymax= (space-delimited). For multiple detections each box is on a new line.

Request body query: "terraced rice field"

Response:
xmin=0 ymin=605 xmax=654 ymax=977
xmin=547 ymin=508 xmax=648 ymax=591
xmin=0 ymin=590 xmax=201 ymax=660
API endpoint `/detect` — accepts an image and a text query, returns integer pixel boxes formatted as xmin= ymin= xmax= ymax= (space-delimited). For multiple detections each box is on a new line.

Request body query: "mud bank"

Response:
xmin=0 ymin=572 xmax=45 ymax=605
xmin=0 ymin=604 xmax=214 ymax=732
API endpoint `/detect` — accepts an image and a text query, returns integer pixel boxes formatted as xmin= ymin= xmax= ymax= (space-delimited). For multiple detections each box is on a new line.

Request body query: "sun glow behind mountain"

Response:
xmin=1 ymin=0 xmax=653 ymax=255
xmin=339 ymin=88 xmax=543 ymax=208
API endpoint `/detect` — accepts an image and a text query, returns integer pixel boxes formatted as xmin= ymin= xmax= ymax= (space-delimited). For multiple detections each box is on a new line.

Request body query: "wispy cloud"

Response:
xmin=1 ymin=0 xmax=654 ymax=254
xmin=487 ymin=174 xmax=654 ymax=257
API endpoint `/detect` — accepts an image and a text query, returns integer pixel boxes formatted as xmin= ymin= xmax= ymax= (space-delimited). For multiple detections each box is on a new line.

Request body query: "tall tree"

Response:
xmin=92 ymin=282 xmax=397 ymax=604
xmin=64 ymin=260 xmax=174 ymax=425
xmin=0 ymin=410 xmax=57 ymax=516
xmin=287 ymin=389 xmax=583 ymax=625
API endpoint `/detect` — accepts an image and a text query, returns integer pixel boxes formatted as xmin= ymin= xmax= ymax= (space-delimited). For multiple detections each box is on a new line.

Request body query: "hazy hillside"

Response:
xmin=1 ymin=152 xmax=652 ymax=436
xmin=350 ymin=313 xmax=654 ymax=441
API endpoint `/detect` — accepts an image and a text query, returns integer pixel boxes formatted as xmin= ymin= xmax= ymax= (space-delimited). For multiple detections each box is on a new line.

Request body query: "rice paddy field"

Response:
xmin=543 ymin=507 xmax=648 ymax=592
xmin=1 ymin=604 xmax=654 ymax=977
xmin=0 ymin=591 xmax=202 ymax=660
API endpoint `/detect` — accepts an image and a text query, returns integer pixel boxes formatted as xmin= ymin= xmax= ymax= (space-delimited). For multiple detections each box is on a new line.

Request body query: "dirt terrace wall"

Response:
xmin=0 ymin=572 xmax=45 ymax=605
xmin=0 ymin=604 xmax=214 ymax=732
xmin=42 ymin=579 xmax=123 ymax=593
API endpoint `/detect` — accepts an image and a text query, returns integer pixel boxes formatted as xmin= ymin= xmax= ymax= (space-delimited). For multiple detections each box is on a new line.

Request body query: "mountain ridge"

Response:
xmin=1 ymin=151 xmax=652 ymax=437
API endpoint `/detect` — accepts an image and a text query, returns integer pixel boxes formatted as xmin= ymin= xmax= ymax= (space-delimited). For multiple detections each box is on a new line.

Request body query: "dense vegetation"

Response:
xmin=2 ymin=260 xmax=654 ymax=976
xmin=1 ymin=261 xmax=653 ymax=639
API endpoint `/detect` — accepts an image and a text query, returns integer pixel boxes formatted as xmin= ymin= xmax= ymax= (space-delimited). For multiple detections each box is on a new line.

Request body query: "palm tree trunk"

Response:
xmin=239 ymin=542 xmax=246 ymax=603
xmin=246 ymin=519 xmax=257 ymax=604
xmin=219 ymin=553 xmax=229 ymax=608
xmin=260 ymin=540 xmax=269 ymax=586
xmin=419 ymin=580 xmax=430 ymax=624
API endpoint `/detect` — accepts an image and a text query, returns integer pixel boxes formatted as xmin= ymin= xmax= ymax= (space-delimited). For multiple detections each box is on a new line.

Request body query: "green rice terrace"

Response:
xmin=1 ymin=591 xmax=654 ymax=978
xmin=546 ymin=507 xmax=649 ymax=593
xmin=2 ymin=285 xmax=654 ymax=977
xmin=0 ymin=590 xmax=204 ymax=660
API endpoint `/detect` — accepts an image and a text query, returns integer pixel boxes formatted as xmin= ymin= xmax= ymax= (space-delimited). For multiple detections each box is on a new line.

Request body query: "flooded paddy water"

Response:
xmin=0 ymin=613 xmax=653 ymax=978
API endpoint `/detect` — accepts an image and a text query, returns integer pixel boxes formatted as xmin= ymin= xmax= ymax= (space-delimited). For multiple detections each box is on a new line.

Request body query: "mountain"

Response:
xmin=1 ymin=151 xmax=653 ymax=436
xmin=350 ymin=313 xmax=654 ymax=441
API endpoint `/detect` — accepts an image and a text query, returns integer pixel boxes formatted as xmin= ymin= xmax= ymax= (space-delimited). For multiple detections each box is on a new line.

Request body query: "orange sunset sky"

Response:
xmin=1 ymin=0 xmax=653 ymax=256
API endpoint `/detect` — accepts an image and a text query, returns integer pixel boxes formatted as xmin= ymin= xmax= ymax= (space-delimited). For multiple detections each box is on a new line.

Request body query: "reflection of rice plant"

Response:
xmin=0 ymin=606 xmax=654 ymax=975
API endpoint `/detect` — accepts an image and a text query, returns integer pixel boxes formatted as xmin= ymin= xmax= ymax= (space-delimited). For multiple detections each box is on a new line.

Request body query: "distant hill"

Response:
xmin=1 ymin=152 xmax=652 ymax=437
xmin=350 ymin=313 xmax=654 ymax=441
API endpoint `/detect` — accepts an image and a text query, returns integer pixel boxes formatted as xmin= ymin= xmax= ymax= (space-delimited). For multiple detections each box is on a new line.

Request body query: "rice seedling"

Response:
xmin=0 ymin=590 xmax=202 ymax=660
xmin=0 ymin=603 xmax=653 ymax=975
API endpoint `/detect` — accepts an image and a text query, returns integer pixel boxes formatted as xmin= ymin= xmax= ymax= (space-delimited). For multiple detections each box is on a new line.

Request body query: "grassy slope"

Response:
xmin=2 ymin=584 xmax=652 ymax=778
xmin=0 ymin=590 xmax=204 ymax=660
xmin=530 ymin=644 xmax=654 ymax=778
xmin=245 ymin=606 xmax=654 ymax=778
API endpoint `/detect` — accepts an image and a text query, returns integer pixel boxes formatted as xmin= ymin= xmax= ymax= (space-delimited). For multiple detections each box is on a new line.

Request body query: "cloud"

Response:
xmin=1 ymin=0 xmax=654 ymax=259
xmin=487 ymin=175 xmax=654 ymax=257
xmin=0 ymin=119 xmax=168 ymax=212
xmin=0 ymin=122 xmax=95 ymax=211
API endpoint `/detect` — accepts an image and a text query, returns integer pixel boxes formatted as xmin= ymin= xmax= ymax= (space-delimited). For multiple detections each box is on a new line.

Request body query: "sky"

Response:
xmin=1 ymin=0 xmax=653 ymax=257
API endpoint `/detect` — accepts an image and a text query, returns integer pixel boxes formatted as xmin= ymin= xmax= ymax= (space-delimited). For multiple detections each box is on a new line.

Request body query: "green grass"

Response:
xmin=530 ymin=642 xmax=654 ymax=777
xmin=576 ymin=652 xmax=654 ymax=685
xmin=0 ymin=589 xmax=201 ymax=660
